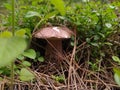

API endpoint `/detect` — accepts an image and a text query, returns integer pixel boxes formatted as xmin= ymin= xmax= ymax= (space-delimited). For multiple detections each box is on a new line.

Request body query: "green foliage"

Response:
xmin=52 ymin=75 xmax=65 ymax=83
xmin=0 ymin=37 xmax=28 ymax=67
xmin=25 ymin=11 xmax=41 ymax=18
xmin=0 ymin=67 xmax=11 ymax=76
xmin=113 ymin=68 xmax=120 ymax=86
xmin=0 ymin=29 xmax=29 ymax=38
xmin=19 ymin=68 xmax=35 ymax=81
xmin=22 ymin=49 xmax=36 ymax=59
xmin=15 ymin=29 xmax=26 ymax=37
xmin=114 ymin=73 xmax=120 ymax=86
xmin=0 ymin=31 xmax=12 ymax=37
xmin=1 ymin=0 xmax=68 ymax=31
xmin=18 ymin=49 xmax=44 ymax=63
xmin=67 ymin=1 xmax=119 ymax=61
xmin=37 ymin=56 xmax=44 ymax=62
xmin=71 ymin=2 xmax=117 ymax=40
xmin=112 ymin=56 xmax=120 ymax=64
xmin=22 ymin=61 xmax=31 ymax=67
xmin=89 ymin=61 xmax=98 ymax=71
xmin=50 ymin=0 xmax=66 ymax=15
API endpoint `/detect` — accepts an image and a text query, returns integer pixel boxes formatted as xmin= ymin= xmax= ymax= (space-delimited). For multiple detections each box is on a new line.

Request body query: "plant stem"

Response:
xmin=10 ymin=0 xmax=15 ymax=90
xmin=10 ymin=62 xmax=14 ymax=90
xmin=12 ymin=0 xmax=15 ymax=36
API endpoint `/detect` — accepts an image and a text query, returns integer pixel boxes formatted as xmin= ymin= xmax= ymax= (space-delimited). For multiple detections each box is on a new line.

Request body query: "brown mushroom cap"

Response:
xmin=33 ymin=26 xmax=73 ymax=39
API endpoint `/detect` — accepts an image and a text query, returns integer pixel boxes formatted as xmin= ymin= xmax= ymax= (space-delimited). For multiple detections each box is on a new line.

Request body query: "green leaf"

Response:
xmin=17 ymin=54 xmax=24 ymax=60
xmin=0 ymin=31 xmax=12 ymax=38
xmin=22 ymin=61 xmax=31 ymax=67
xmin=98 ymin=33 xmax=105 ymax=38
xmin=25 ymin=11 xmax=41 ymax=18
xmin=113 ymin=68 xmax=120 ymax=76
xmin=104 ymin=42 xmax=113 ymax=46
xmin=15 ymin=29 xmax=26 ymax=37
xmin=114 ymin=73 xmax=120 ymax=86
xmin=113 ymin=68 xmax=120 ymax=86
xmin=38 ymin=56 xmax=44 ymax=62
xmin=112 ymin=56 xmax=120 ymax=63
xmin=50 ymin=0 xmax=66 ymax=16
xmin=0 ymin=37 xmax=28 ymax=67
xmin=19 ymin=68 xmax=34 ymax=81
xmin=91 ymin=43 xmax=99 ymax=47
xmin=22 ymin=49 xmax=36 ymax=59
xmin=44 ymin=11 xmax=58 ymax=20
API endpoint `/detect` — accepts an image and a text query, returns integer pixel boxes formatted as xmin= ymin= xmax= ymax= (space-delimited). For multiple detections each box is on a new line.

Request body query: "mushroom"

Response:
xmin=33 ymin=26 xmax=73 ymax=61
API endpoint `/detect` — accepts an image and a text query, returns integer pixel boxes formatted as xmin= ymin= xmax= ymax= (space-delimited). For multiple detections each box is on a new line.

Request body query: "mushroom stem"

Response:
xmin=45 ymin=39 xmax=63 ymax=61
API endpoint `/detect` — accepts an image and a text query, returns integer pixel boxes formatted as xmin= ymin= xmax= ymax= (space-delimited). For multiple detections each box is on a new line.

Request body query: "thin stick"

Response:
xmin=68 ymin=26 xmax=76 ymax=90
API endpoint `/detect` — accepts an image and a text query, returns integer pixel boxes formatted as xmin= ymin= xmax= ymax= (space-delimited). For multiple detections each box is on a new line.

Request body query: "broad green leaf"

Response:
xmin=112 ymin=56 xmax=120 ymax=63
xmin=0 ymin=31 xmax=12 ymax=38
xmin=25 ymin=11 xmax=41 ymax=18
xmin=38 ymin=56 xmax=44 ymax=62
xmin=51 ymin=0 xmax=66 ymax=16
xmin=114 ymin=73 xmax=120 ymax=86
xmin=0 ymin=37 xmax=28 ymax=67
xmin=22 ymin=49 xmax=36 ymax=59
xmin=19 ymin=68 xmax=34 ymax=81
xmin=15 ymin=29 xmax=26 ymax=37
xmin=22 ymin=61 xmax=31 ymax=67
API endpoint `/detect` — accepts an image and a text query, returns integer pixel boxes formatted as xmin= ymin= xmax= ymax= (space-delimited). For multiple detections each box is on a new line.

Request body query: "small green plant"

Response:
xmin=52 ymin=75 xmax=65 ymax=83
xmin=88 ymin=59 xmax=99 ymax=71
